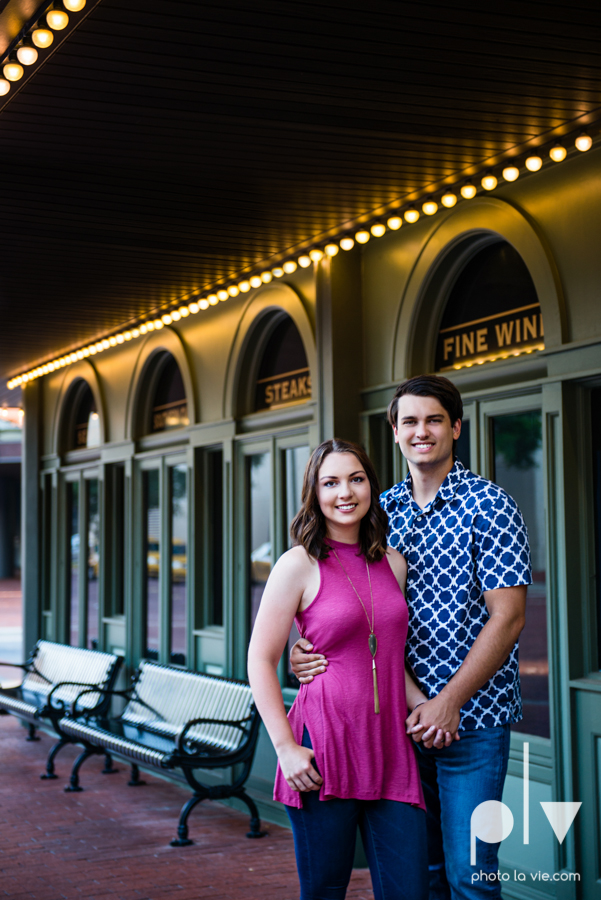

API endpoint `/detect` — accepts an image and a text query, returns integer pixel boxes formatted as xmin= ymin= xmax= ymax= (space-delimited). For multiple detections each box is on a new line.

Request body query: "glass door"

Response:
xmin=64 ymin=469 xmax=101 ymax=648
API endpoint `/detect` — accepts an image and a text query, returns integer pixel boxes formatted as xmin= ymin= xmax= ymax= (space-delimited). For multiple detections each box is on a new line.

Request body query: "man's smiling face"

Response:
xmin=394 ymin=394 xmax=461 ymax=471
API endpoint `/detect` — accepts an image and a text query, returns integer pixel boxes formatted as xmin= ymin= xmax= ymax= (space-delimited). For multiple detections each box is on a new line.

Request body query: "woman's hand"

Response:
xmin=278 ymin=742 xmax=323 ymax=792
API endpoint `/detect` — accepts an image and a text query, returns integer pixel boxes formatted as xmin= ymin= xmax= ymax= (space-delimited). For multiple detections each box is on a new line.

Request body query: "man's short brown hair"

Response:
xmin=387 ymin=375 xmax=463 ymax=429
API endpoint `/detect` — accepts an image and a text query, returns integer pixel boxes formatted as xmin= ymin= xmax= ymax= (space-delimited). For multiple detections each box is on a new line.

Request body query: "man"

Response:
xmin=291 ymin=374 xmax=530 ymax=900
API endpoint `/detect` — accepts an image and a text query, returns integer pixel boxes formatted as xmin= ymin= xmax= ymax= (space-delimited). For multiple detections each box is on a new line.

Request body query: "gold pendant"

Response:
xmin=369 ymin=633 xmax=379 ymax=714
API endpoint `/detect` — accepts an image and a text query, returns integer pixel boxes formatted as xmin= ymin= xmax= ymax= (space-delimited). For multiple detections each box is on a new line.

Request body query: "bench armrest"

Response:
xmin=69 ymin=685 xmax=133 ymax=717
xmin=46 ymin=679 xmax=110 ymax=710
xmin=0 ymin=661 xmax=29 ymax=669
xmin=176 ymin=714 xmax=252 ymax=753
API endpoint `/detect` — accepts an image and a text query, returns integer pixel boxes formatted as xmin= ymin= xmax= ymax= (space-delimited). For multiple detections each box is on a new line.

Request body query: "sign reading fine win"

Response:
xmin=436 ymin=302 xmax=544 ymax=370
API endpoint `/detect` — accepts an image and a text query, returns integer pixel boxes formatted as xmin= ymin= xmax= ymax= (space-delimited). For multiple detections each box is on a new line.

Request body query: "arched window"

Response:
xmin=149 ymin=354 xmax=189 ymax=433
xmin=435 ymin=241 xmax=543 ymax=371
xmin=71 ymin=382 xmax=100 ymax=450
xmin=254 ymin=316 xmax=311 ymax=412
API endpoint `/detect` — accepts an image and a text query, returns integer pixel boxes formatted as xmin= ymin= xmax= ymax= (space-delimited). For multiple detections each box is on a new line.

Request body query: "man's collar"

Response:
xmin=399 ymin=458 xmax=465 ymax=507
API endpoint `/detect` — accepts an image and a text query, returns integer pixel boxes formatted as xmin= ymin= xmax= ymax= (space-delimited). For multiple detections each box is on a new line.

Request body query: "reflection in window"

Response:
xmin=248 ymin=453 xmax=271 ymax=634
xmin=144 ymin=470 xmax=160 ymax=660
xmin=151 ymin=355 xmax=189 ymax=433
xmin=67 ymin=481 xmax=79 ymax=646
xmin=170 ymin=464 xmax=187 ymax=665
xmin=72 ymin=384 xmax=100 ymax=449
xmin=493 ymin=411 xmax=548 ymax=738
xmin=285 ymin=446 xmax=310 ymax=687
xmin=207 ymin=450 xmax=223 ymax=627
xmin=86 ymin=479 xmax=100 ymax=649
xmin=592 ymin=389 xmax=601 ymax=669
xmin=369 ymin=415 xmax=394 ymax=493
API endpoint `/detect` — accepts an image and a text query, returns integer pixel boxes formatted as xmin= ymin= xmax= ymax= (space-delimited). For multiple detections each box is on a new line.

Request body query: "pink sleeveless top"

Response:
xmin=273 ymin=539 xmax=425 ymax=810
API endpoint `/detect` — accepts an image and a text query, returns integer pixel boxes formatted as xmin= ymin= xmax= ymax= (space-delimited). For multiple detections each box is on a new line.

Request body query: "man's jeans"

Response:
xmin=415 ymin=725 xmax=511 ymax=900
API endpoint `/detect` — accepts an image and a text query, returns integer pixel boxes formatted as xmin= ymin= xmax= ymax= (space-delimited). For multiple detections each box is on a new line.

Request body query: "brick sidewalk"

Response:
xmin=0 ymin=715 xmax=374 ymax=900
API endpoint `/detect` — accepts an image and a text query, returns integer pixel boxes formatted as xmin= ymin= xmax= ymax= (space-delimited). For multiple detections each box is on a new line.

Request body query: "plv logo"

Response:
xmin=470 ymin=743 xmax=582 ymax=865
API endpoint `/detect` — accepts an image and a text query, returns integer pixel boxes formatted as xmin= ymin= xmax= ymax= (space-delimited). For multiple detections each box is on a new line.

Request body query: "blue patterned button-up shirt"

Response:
xmin=381 ymin=460 xmax=531 ymax=730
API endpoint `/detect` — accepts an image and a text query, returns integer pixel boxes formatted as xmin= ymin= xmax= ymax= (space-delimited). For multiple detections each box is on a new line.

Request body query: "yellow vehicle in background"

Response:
xmin=146 ymin=537 xmax=187 ymax=582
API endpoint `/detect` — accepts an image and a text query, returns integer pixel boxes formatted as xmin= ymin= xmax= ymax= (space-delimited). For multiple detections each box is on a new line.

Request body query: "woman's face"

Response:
xmin=316 ymin=452 xmax=372 ymax=538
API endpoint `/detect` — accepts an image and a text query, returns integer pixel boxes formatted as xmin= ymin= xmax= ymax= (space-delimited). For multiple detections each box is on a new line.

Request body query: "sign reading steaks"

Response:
xmin=254 ymin=317 xmax=312 ymax=412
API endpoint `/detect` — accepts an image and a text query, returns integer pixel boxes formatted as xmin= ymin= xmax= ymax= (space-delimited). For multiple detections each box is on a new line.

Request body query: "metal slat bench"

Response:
xmin=59 ymin=660 xmax=265 ymax=847
xmin=0 ymin=640 xmax=122 ymax=779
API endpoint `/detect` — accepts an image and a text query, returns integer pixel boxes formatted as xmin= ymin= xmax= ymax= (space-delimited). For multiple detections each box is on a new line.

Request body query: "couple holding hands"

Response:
xmin=248 ymin=375 xmax=530 ymax=900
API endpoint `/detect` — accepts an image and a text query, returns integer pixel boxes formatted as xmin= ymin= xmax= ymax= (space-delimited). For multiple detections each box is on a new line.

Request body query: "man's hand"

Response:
xmin=406 ymin=695 xmax=461 ymax=747
xmin=290 ymin=638 xmax=328 ymax=684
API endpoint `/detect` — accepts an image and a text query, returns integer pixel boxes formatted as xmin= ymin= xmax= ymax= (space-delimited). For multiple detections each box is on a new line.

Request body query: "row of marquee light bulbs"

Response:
xmin=5 ymin=129 xmax=595 ymax=390
xmin=0 ymin=0 xmax=87 ymax=96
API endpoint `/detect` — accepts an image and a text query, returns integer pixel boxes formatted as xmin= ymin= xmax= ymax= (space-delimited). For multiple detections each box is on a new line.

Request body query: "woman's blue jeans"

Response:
xmin=286 ymin=729 xmax=428 ymax=900
xmin=415 ymin=725 xmax=511 ymax=900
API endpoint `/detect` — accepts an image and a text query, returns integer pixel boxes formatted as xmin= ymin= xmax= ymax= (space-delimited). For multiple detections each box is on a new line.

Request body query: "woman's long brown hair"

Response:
xmin=290 ymin=439 xmax=389 ymax=562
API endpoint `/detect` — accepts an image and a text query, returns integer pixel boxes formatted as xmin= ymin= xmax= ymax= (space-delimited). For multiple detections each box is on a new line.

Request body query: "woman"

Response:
xmin=248 ymin=439 xmax=437 ymax=900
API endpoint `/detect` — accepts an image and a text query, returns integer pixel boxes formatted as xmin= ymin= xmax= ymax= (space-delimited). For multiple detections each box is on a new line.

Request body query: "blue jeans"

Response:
xmin=286 ymin=729 xmax=428 ymax=900
xmin=415 ymin=726 xmax=511 ymax=900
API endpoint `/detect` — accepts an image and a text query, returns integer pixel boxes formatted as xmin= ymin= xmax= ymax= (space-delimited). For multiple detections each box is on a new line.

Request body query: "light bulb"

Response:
xmin=549 ymin=144 xmax=566 ymax=162
xmin=46 ymin=9 xmax=69 ymax=29
xmin=16 ymin=46 xmax=38 ymax=66
xmin=339 ymin=237 xmax=355 ymax=250
xmin=441 ymin=192 xmax=457 ymax=208
xmin=102 ymin=338 xmax=111 ymax=348
xmin=216 ymin=290 xmax=228 ymax=301
xmin=309 ymin=249 xmax=324 ymax=262
xmin=139 ymin=324 xmax=148 ymax=334
xmin=261 ymin=271 xmax=272 ymax=283
xmin=124 ymin=331 xmax=132 ymax=339
xmin=154 ymin=320 xmax=164 ymax=329
xmin=282 ymin=260 xmax=296 ymax=273
xmin=575 ymin=132 xmax=592 ymax=152
xmin=502 ymin=166 xmax=520 ymax=182
xmin=32 ymin=27 xmax=54 ymax=48
xmin=162 ymin=314 xmax=172 ymax=325
xmin=188 ymin=302 xmax=199 ymax=314
xmin=199 ymin=299 xmax=209 ymax=310
xmin=238 ymin=280 xmax=251 ymax=291
xmin=324 ymin=243 xmax=339 ymax=256
xmin=525 ymin=155 xmax=542 ymax=172
xmin=386 ymin=216 xmax=402 ymax=230
xmin=171 ymin=311 xmax=181 ymax=321
xmin=297 ymin=255 xmax=311 ymax=268
xmin=250 ymin=275 xmax=263 ymax=286
xmin=0 ymin=79 xmax=10 ymax=96
xmin=178 ymin=306 xmax=190 ymax=317
xmin=63 ymin=0 xmax=86 ymax=10
xmin=271 ymin=267 xmax=284 ymax=278
xmin=116 ymin=333 xmax=125 ymax=343
xmin=460 ymin=181 xmax=477 ymax=199
xmin=422 ymin=198 xmax=438 ymax=215
xmin=355 ymin=230 xmax=370 ymax=244
xmin=404 ymin=207 xmax=420 ymax=223
xmin=370 ymin=223 xmax=386 ymax=237
xmin=481 ymin=173 xmax=497 ymax=191
xmin=3 ymin=62 xmax=24 ymax=81
xmin=228 ymin=285 xmax=239 ymax=296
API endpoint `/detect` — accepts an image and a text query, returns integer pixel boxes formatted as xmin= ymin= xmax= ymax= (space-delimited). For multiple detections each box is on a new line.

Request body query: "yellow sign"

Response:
xmin=256 ymin=367 xmax=312 ymax=410
xmin=436 ymin=303 xmax=544 ymax=370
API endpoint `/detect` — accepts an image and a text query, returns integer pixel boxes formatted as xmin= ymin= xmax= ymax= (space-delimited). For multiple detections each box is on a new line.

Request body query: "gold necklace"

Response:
xmin=331 ymin=548 xmax=380 ymax=714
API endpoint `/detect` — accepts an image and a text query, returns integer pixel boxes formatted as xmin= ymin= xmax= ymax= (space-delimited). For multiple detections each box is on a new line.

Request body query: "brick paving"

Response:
xmin=0 ymin=715 xmax=374 ymax=900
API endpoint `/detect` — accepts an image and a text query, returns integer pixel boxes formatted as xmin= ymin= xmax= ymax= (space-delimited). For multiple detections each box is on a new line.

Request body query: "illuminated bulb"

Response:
xmin=250 ymin=275 xmax=263 ymax=286
xmin=298 ymin=255 xmax=312 ymax=267
xmin=102 ymin=339 xmax=111 ymax=348
xmin=422 ymin=198 xmax=438 ymax=215
xmin=32 ymin=27 xmax=54 ymax=48
xmin=199 ymin=299 xmax=209 ymax=310
xmin=340 ymin=237 xmax=355 ymax=250
xmin=502 ymin=166 xmax=520 ymax=182
xmin=227 ymin=285 xmax=239 ymax=296
xmin=46 ymin=9 xmax=69 ymax=29
xmin=283 ymin=260 xmax=297 ymax=273
xmin=387 ymin=216 xmax=402 ymax=230
xmin=108 ymin=337 xmax=117 ymax=346
xmin=575 ymin=132 xmax=592 ymax=152
xmin=441 ymin=192 xmax=457 ymax=208
xmin=238 ymin=280 xmax=251 ymax=291
xmin=261 ymin=271 xmax=272 ymax=283
xmin=404 ymin=206 xmax=420 ymax=223
xmin=549 ymin=144 xmax=566 ymax=162
xmin=162 ymin=314 xmax=172 ymax=325
xmin=139 ymin=324 xmax=148 ymax=334
xmin=3 ymin=62 xmax=24 ymax=81
xmin=153 ymin=319 xmax=164 ymax=329
xmin=188 ymin=302 xmax=199 ymax=314
xmin=124 ymin=331 xmax=132 ymax=340
xmin=217 ymin=290 xmax=228 ymax=301
xmin=355 ymin=230 xmax=370 ymax=244
xmin=272 ymin=267 xmax=284 ymax=278
xmin=146 ymin=322 xmax=155 ymax=331
xmin=63 ymin=0 xmax=86 ymax=10
xmin=131 ymin=329 xmax=140 ymax=338
xmin=171 ymin=310 xmax=181 ymax=321
xmin=481 ymin=172 xmax=497 ymax=191
xmin=460 ymin=181 xmax=477 ymax=199
xmin=17 ymin=46 xmax=38 ymax=66
xmin=0 ymin=78 xmax=10 ymax=96
xmin=115 ymin=334 xmax=124 ymax=343
xmin=525 ymin=155 xmax=542 ymax=172
xmin=309 ymin=249 xmax=324 ymax=262
xmin=370 ymin=223 xmax=386 ymax=237
xmin=325 ymin=243 xmax=339 ymax=256
xmin=178 ymin=306 xmax=190 ymax=316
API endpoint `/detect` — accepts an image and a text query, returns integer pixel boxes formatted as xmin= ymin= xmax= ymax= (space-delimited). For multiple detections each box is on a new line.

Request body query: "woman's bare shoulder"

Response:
xmin=274 ymin=544 xmax=318 ymax=575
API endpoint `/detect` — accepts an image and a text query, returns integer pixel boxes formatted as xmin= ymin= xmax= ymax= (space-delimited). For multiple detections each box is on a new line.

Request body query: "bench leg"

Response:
xmin=102 ymin=753 xmax=119 ymax=775
xmin=128 ymin=764 xmax=146 ymax=787
xmin=64 ymin=747 xmax=95 ymax=792
xmin=41 ymin=737 xmax=69 ymax=779
xmin=233 ymin=788 xmax=268 ymax=839
xmin=26 ymin=723 xmax=40 ymax=742
xmin=170 ymin=794 xmax=205 ymax=847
